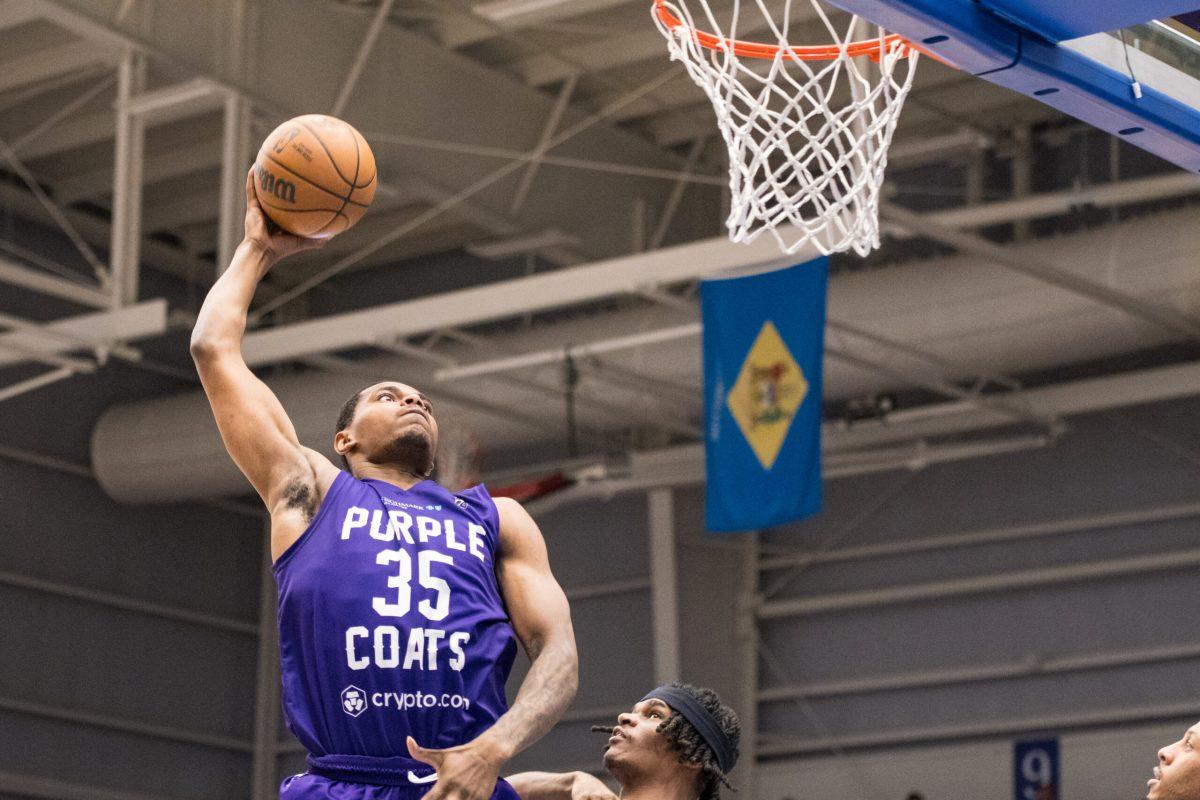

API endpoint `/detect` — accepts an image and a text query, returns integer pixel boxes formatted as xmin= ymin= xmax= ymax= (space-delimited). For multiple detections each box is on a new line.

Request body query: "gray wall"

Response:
xmin=0 ymin=366 xmax=262 ymax=799
xmin=755 ymin=396 xmax=1200 ymax=797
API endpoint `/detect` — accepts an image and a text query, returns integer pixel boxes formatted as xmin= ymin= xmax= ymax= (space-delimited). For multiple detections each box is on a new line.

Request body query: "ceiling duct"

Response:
xmin=92 ymin=206 xmax=1200 ymax=504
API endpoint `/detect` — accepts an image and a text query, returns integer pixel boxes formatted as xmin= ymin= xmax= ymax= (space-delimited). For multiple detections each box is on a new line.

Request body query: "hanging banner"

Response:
xmin=700 ymin=257 xmax=828 ymax=532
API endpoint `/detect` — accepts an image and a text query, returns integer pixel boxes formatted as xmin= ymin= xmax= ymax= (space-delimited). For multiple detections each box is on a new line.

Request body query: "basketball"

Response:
xmin=252 ymin=114 xmax=377 ymax=239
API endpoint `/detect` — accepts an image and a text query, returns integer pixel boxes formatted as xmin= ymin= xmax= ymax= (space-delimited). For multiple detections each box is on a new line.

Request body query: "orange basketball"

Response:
xmin=253 ymin=114 xmax=377 ymax=239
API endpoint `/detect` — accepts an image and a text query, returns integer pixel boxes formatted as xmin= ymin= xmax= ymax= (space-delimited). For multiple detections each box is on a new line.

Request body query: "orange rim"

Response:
xmin=653 ymin=0 xmax=915 ymax=62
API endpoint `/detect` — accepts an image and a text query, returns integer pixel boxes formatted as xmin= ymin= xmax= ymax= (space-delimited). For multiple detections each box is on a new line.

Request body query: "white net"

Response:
xmin=654 ymin=0 xmax=919 ymax=257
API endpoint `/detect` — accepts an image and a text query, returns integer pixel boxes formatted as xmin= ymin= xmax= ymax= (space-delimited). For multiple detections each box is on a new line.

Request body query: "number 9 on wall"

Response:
xmin=1015 ymin=738 xmax=1059 ymax=800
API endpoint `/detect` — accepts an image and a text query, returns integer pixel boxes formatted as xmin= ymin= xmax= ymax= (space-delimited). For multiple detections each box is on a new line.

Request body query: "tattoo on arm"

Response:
xmin=486 ymin=631 xmax=578 ymax=757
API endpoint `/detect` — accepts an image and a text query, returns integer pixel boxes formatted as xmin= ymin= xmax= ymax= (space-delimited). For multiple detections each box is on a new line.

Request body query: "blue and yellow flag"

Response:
xmin=701 ymin=257 xmax=828 ymax=532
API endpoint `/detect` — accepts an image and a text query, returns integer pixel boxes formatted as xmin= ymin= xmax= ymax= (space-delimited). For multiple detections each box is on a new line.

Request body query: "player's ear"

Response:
xmin=334 ymin=429 xmax=354 ymax=457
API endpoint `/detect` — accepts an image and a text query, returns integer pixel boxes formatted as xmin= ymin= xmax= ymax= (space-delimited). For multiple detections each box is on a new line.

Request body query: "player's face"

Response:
xmin=1150 ymin=724 xmax=1200 ymax=800
xmin=602 ymin=698 xmax=692 ymax=782
xmin=350 ymin=382 xmax=440 ymax=467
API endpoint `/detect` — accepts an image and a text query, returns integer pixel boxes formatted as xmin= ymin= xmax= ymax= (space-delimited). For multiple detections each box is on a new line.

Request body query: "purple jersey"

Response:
xmin=274 ymin=472 xmax=517 ymax=763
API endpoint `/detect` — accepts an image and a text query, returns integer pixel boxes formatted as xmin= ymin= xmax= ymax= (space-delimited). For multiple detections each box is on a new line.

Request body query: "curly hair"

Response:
xmin=655 ymin=683 xmax=741 ymax=800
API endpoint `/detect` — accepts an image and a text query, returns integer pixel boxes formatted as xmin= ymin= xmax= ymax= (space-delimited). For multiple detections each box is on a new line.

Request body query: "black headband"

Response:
xmin=641 ymin=686 xmax=737 ymax=774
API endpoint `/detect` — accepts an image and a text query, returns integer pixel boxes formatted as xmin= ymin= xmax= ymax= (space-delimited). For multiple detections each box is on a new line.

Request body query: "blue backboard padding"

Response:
xmin=990 ymin=35 xmax=1200 ymax=172
xmin=826 ymin=0 xmax=1200 ymax=173
xmin=979 ymin=0 xmax=1200 ymax=42
xmin=828 ymin=0 xmax=1020 ymax=73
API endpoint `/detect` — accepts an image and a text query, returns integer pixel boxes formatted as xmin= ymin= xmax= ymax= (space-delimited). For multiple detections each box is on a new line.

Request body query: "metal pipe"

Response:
xmin=565 ymin=577 xmax=651 ymax=602
xmin=759 ymin=641 xmax=1200 ymax=703
xmin=331 ymin=0 xmax=397 ymax=117
xmin=434 ymin=323 xmax=701 ymax=382
xmin=759 ymin=548 xmax=1200 ymax=619
xmin=760 ymin=501 xmax=1200 ymax=571
xmin=880 ymin=202 xmax=1200 ymax=341
xmin=648 ymin=489 xmax=680 ymax=684
xmin=738 ymin=532 xmax=761 ymax=796
xmin=0 ymin=366 xmax=76 ymax=403
xmin=916 ymin=172 xmax=1200 ymax=233
xmin=110 ymin=48 xmax=146 ymax=306
xmin=0 ymin=569 xmax=257 ymax=635
xmin=511 ymin=71 xmax=579 ymax=214
xmin=217 ymin=91 xmax=250 ymax=276
xmin=757 ymin=700 xmax=1200 ymax=758
xmin=0 ymin=768 xmax=183 ymax=800
xmin=251 ymin=530 xmax=280 ymax=798
xmin=0 ymin=694 xmax=253 ymax=753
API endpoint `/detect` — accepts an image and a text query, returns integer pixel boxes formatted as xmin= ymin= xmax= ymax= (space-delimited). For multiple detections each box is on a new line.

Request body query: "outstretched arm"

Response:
xmin=506 ymin=772 xmax=616 ymax=800
xmin=190 ymin=170 xmax=336 ymax=557
xmin=408 ymin=497 xmax=578 ymax=800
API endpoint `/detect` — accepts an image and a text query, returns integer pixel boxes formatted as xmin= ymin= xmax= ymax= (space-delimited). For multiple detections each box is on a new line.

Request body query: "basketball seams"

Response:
xmin=262 ymin=154 xmax=371 ymax=209
xmin=353 ymin=130 xmax=376 ymax=188
xmin=299 ymin=119 xmax=356 ymax=188
xmin=255 ymin=114 xmax=374 ymax=237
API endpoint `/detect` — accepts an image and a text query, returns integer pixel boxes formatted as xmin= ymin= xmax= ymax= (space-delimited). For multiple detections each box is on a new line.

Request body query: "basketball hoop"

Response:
xmin=653 ymin=0 xmax=922 ymax=257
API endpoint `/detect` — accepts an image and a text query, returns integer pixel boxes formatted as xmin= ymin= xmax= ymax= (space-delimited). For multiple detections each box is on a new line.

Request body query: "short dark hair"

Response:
xmin=657 ymin=683 xmax=740 ymax=800
xmin=334 ymin=385 xmax=372 ymax=470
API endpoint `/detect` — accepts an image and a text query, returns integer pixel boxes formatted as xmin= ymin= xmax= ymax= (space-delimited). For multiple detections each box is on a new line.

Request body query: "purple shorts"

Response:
xmin=280 ymin=754 xmax=521 ymax=800
xmin=280 ymin=773 xmax=520 ymax=800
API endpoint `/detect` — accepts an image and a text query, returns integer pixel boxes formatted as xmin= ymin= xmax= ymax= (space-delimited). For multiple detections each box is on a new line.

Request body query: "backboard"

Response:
xmin=825 ymin=0 xmax=1200 ymax=173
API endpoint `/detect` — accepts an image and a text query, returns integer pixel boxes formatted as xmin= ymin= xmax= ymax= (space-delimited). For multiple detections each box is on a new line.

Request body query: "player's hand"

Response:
xmin=243 ymin=168 xmax=325 ymax=263
xmin=569 ymin=772 xmax=617 ymax=800
xmin=408 ymin=735 xmax=508 ymax=800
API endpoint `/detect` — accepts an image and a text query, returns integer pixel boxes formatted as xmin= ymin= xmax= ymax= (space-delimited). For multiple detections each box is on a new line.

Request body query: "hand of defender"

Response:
xmin=243 ymin=168 xmax=326 ymax=263
xmin=408 ymin=735 xmax=506 ymax=800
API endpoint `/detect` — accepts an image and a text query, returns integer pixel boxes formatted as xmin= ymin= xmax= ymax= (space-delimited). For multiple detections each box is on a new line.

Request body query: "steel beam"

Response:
xmin=0 ymin=255 xmax=110 ymax=308
xmin=738 ymin=533 xmax=760 ymax=798
xmin=880 ymin=202 xmax=1200 ymax=341
xmin=251 ymin=531 xmax=280 ymax=799
xmin=217 ymin=93 xmax=251 ymax=275
xmin=759 ymin=548 xmax=1200 ymax=619
xmin=0 ymin=694 xmax=252 ymax=752
xmin=0 ymin=568 xmax=257 ymax=634
xmin=0 ymin=365 xmax=77 ymax=402
xmin=124 ymin=77 xmax=224 ymax=123
xmin=331 ymin=0 xmax=396 ymax=116
xmin=56 ymin=136 xmax=224 ymax=203
xmin=512 ymin=1 xmax=822 ymax=87
xmin=41 ymin=0 xmax=694 ymax=266
xmin=760 ymin=641 xmax=1200 ymax=703
xmin=109 ymin=48 xmax=146 ymax=306
xmin=648 ymin=489 xmax=680 ymax=684
xmin=760 ymin=501 xmax=1200 ymax=572
xmin=0 ymin=41 xmax=116 ymax=94
xmin=758 ymin=700 xmax=1200 ymax=758
xmin=0 ymin=769 xmax=180 ymax=800
xmin=240 ymin=235 xmax=806 ymax=366
xmin=0 ymin=299 xmax=166 ymax=369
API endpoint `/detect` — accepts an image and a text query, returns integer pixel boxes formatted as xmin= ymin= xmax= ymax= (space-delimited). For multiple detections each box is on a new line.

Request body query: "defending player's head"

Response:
xmin=1149 ymin=722 xmax=1200 ymax=800
xmin=596 ymin=683 xmax=740 ymax=800
xmin=333 ymin=381 xmax=440 ymax=477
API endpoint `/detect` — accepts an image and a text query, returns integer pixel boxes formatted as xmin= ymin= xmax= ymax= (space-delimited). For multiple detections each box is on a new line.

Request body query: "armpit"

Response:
xmin=281 ymin=477 xmax=317 ymax=523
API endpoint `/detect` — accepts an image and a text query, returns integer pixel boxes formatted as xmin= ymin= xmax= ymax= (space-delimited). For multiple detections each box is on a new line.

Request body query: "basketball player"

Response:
xmin=190 ymin=171 xmax=578 ymax=799
xmin=1148 ymin=722 xmax=1200 ymax=800
xmin=507 ymin=683 xmax=740 ymax=800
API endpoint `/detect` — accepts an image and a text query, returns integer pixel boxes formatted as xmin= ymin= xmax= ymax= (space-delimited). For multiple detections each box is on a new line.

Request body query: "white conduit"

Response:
xmin=759 ymin=641 xmax=1200 ymax=703
xmin=757 ymin=700 xmax=1200 ymax=759
xmin=0 ymin=694 xmax=252 ymax=753
xmin=758 ymin=548 xmax=1200 ymax=619
xmin=0 ymin=569 xmax=257 ymax=635
xmin=759 ymin=502 xmax=1200 ymax=570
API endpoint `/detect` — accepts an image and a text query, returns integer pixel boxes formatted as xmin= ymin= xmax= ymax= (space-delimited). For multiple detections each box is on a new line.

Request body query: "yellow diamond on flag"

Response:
xmin=725 ymin=321 xmax=808 ymax=470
